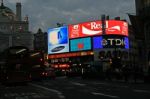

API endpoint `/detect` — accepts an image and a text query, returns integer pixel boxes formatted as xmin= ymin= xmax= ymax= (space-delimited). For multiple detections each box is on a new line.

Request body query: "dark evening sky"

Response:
xmin=5 ymin=0 xmax=135 ymax=33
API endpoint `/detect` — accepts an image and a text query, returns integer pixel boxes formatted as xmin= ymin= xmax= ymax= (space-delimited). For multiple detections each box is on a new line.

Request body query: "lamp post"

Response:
xmin=144 ymin=21 xmax=150 ymax=74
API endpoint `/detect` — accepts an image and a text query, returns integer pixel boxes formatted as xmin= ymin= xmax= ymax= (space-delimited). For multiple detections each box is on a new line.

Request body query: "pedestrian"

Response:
xmin=105 ymin=64 xmax=112 ymax=81
xmin=122 ymin=65 xmax=129 ymax=82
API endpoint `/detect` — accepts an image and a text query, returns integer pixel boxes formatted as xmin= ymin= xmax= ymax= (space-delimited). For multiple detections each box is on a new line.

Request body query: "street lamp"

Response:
xmin=144 ymin=21 xmax=150 ymax=73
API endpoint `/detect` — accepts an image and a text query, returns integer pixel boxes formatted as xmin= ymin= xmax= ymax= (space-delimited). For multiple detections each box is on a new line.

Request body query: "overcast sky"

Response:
xmin=4 ymin=0 xmax=136 ymax=33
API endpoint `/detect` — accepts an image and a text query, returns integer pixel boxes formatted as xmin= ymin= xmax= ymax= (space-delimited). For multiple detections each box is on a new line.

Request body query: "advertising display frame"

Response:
xmin=69 ymin=20 xmax=128 ymax=39
xmin=93 ymin=35 xmax=129 ymax=49
xmin=70 ymin=37 xmax=92 ymax=52
xmin=47 ymin=26 xmax=69 ymax=55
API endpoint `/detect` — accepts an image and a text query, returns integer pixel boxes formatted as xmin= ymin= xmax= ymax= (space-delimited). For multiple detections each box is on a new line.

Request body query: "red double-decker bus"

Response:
xmin=0 ymin=46 xmax=31 ymax=84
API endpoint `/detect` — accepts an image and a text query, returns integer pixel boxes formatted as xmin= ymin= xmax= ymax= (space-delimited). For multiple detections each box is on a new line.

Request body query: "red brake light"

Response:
xmin=42 ymin=72 xmax=45 ymax=75
xmin=40 ymin=58 xmax=43 ymax=61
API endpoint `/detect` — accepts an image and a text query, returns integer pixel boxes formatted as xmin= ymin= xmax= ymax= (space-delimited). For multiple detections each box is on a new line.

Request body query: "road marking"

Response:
xmin=70 ymin=82 xmax=86 ymax=86
xmin=92 ymin=82 xmax=129 ymax=88
xmin=134 ymin=89 xmax=150 ymax=93
xmin=65 ymin=87 xmax=74 ymax=90
xmin=29 ymin=83 xmax=65 ymax=99
xmin=91 ymin=92 xmax=120 ymax=98
xmin=4 ymin=92 xmax=41 ymax=99
xmin=92 ymin=82 xmax=110 ymax=85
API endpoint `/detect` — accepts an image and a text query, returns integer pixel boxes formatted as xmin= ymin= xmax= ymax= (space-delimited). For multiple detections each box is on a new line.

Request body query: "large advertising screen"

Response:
xmin=48 ymin=26 xmax=69 ymax=54
xmin=69 ymin=20 xmax=128 ymax=39
xmin=93 ymin=35 xmax=129 ymax=49
xmin=69 ymin=21 xmax=103 ymax=39
xmin=105 ymin=20 xmax=128 ymax=36
xmin=70 ymin=37 xmax=92 ymax=52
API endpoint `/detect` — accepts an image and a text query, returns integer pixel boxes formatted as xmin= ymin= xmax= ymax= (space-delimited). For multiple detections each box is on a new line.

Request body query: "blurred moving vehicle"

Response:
xmin=30 ymin=66 xmax=56 ymax=80
xmin=0 ymin=46 xmax=31 ymax=84
xmin=41 ymin=67 xmax=56 ymax=79
xmin=28 ymin=50 xmax=46 ymax=81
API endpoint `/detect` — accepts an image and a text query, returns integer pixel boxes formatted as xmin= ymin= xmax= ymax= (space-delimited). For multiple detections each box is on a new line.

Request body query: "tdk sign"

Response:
xmin=102 ymin=38 xmax=126 ymax=46
xmin=93 ymin=35 xmax=129 ymax=49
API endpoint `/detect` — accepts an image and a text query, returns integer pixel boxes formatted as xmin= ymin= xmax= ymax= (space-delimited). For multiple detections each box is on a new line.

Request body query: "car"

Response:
xmin=41 ymin=67 xmax=56 ymax=79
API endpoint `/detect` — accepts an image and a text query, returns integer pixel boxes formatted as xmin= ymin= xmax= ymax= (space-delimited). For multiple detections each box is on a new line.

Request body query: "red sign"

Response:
xmin=69 ymin=20 xmax=103 ymax=38
xmin=105 ymin=20 xmax=128 ymax=36
xmin=69 ymin=20 xmax=128 ymax=38
xmin=48 ymin=51 xmax=93 ymax=59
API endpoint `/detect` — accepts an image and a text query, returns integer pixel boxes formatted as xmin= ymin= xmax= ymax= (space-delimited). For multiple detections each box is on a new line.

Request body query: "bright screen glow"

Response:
xmin=93 ymin=36 xmax=129 ymax=49
xmin=70 ymin=37 xmax=91 ymax=52
xmin=69 ymin=21 xmax=102 ymax=39
xmin=48 ymin=26 xmax=69 ymax=54
xmin=69 ymin=20 xmax=128 ymax=39
xmin=105 ymin=20 xmax=128 ymax=36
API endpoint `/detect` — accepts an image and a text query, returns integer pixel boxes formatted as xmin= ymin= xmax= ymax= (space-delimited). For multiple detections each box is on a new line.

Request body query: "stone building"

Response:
xmin=33 ymin=28 xmax=47 ymax=52
xmin=0 ymin=1 xmax=33 ymax=51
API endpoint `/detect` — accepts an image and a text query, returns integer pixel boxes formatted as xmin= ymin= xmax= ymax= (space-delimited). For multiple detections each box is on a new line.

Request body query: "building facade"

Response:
xmin=47 ymin=19 xmax=130 ymax=71
xmin=33 ymin=28 xmax=47 ymax=52
xmin=135 ymin=0 xmax=150 ymax=70
xmin=0 ymin=1 xmax=33 ymax=52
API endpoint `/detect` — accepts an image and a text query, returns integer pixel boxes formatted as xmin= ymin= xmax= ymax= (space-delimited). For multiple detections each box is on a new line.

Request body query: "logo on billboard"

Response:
xmin=93 ymin=36 xmax=129 ymax=49
xmin=69 ymin=24 xmax=80 ymax=38
xmin=69 ymin=21 xmax=103 ymax=38
xmin=51 ymin=46 xmax=65 ymax=52
xmin=101 ymin=38 xmax=126 ymax=46
xmin=105 ymin=20 xmax=128 ymax=36
xmin=69 ymin=20 xmax=128 ymax=38
xmin=107 ymin=26 xmax=121 ymax=32
xmin=81 ymin=21 xmax=103 ymax=35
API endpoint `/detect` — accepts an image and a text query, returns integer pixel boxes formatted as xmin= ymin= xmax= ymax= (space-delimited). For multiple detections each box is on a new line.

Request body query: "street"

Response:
xmin=0 ymin=77 xmax=150 ymax=99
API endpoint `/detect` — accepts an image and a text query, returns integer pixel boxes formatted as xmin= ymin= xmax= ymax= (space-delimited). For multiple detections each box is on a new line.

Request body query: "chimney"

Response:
xmin=114 ymin=16 xmax=120 ymax=20
xmin=16 ymin=2 xmax=22 ymax=21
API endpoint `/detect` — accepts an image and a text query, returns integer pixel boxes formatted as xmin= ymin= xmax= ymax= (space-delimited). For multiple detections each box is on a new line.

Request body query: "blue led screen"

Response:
xmin=93 ymin=35 xmax=129 ymax=49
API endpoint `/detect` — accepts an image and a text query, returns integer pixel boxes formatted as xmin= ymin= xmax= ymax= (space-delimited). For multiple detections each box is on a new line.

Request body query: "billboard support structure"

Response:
xmin=101 ymin=15 xmax=106 ymax=35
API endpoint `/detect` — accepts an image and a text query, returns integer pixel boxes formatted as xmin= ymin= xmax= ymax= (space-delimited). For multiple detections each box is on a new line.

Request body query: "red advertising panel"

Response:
xmin=105 ymin=20 xmax=128 ymax=36
xmin=69 ymin=20 xmax=128 ymax=39
xmin=69 ymin=20 xmax=103 ymax=38
xmin=48 ymin=51 xmax=93 ymax=59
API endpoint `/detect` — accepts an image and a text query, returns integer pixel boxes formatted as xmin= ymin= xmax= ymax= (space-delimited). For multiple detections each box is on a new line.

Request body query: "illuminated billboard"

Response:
xmin=69 ymin=20 xmax=128 ymax=39
xmin=70 ymin=37 xmax=92 ymax=52
xmin=105 ymin=20 xmax=128 ymax=36
xmin=48 ymin=26 xmax=69 ymax=54
xmin=69 ymin=21 xmax=103 ymax=39
xmin=93 ymin=35 xmax=129 ymax=49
